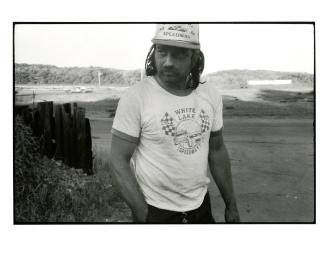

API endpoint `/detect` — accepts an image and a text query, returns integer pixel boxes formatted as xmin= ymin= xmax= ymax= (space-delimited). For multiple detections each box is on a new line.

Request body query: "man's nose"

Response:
xmin=163 ymin=53 xmax=174 ymax=67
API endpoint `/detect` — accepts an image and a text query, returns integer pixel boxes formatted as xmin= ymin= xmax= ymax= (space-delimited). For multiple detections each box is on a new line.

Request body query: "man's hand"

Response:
xmin=208 ymin=131 xmax=240 ymax=223
xmin=133 ymin=205 xmax=149 ymax=223
xmin=225 ymin=206 xmax=240 ymax=223
xmin=110 ymin=134 xmax=149 ymax=224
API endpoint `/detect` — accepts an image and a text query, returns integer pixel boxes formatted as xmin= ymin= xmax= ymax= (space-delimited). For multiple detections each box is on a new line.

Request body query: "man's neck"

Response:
xmin=154 ymin=75 xmax=192 ymax=96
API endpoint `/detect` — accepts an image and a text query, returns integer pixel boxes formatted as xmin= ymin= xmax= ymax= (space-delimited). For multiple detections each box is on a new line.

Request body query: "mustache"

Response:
xmin=161 ymin=68 xmax=179 ymax=75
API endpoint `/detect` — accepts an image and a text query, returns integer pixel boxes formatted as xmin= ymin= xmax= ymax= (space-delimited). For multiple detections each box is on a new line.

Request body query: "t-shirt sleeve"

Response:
xmin=112 ymin=88 xmax=142 ymax=139
xmin=211 ymin=90 xmax=223 ymax=132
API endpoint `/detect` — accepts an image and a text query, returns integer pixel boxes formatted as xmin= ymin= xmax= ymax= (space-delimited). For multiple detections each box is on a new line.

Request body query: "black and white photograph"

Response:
xmin=2 ymin=0 xmax=327 ymax=255
xmin=13 ymin=22 xmax=314 ymax=224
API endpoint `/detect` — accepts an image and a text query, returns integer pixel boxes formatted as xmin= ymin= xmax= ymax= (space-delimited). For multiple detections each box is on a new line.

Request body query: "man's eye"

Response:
xmin=176 ymin=52 xmax=188 ymax=58
xmin=157 ymin=50 xmax=167 ymax=55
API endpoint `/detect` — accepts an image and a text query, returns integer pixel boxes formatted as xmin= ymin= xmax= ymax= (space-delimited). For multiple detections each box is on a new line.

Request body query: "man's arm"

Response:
xmin=208 ymin=129 xmax=240 ymax=223
xmin=109 ymin=133 xmax=148 ymax=222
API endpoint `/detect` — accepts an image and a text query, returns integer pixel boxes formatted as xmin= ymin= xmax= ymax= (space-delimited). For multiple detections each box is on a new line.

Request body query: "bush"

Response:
xmin=14 ymin=116 xmax=129 ymax=222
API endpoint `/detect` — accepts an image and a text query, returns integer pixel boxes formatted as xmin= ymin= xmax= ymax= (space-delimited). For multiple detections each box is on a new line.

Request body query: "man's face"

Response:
xmin=154 ymin=44 xmax=193 ymax=87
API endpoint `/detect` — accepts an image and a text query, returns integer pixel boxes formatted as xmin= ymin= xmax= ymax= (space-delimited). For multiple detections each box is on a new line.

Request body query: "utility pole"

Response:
xmin=98 ymin=71 xmax=102 ymax=87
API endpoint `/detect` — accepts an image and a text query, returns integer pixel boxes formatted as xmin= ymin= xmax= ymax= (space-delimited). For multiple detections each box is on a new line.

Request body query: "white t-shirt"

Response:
xmin=112 ymin=77 xmax=223 ymax=212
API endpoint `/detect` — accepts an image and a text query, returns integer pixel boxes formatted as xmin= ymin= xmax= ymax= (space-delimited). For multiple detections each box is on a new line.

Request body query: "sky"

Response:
xmin=14 ymin=23 xmax=314 ymax=74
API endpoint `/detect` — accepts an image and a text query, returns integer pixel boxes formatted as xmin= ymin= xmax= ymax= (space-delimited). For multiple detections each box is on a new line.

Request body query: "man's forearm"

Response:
xmin=109 ymin=157 xmax=148 ymax=222
xmin=209 ymin=143 xmax=238 ymax=209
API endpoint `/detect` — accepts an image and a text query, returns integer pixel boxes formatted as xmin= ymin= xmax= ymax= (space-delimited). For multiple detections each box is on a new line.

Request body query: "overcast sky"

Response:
xmin=15 ymin=23 xmax=314 ymax=74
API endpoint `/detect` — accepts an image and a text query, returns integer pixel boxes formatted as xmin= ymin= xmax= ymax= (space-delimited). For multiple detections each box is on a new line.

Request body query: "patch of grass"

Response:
xmin=14 ymin=115 xmax=131 ymax=223
xmin=78 ymin=98 xmax=119 ymax=119
xmin=78 ymin=98 xmax=119 ymax=113
xmin=223 ymin=90 xmax=314 ymax=118
xmin=258 ymin=90 xmax=314 ymax=103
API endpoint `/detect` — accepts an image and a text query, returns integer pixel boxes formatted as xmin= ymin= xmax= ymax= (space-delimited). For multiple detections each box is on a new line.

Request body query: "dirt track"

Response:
xmin=91 ymin=116 xmax=314 ymax=223
xmin=209 ymin=117 xmax=314 ymax=223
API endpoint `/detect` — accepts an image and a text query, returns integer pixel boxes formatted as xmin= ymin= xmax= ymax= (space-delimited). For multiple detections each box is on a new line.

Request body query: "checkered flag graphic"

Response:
xmin=161 ymin=112 xmax=176 ymax=136
xmin=200 ymin=109 xmax=210 ymax=132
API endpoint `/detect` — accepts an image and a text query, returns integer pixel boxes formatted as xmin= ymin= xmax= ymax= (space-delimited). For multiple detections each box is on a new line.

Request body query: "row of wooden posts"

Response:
xmin=16 ymin=101 xmax=93 ymax=175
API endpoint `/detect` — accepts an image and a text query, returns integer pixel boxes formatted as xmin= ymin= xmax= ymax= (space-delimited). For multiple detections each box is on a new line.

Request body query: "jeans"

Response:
xmin=145 ymin=192 xmax=215 ymax=224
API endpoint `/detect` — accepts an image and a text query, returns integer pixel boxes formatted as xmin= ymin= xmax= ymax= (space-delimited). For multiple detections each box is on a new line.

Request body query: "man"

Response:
xmin=109 ymin=24 xmax=240 ymax=223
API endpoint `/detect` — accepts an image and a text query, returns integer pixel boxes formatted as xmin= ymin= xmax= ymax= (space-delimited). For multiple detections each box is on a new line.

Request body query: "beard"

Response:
xmin=157 ymin=68 xmax=187 ymax=85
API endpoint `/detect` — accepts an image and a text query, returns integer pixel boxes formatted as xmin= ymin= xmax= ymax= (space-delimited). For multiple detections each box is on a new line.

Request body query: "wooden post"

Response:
xmin=84 ymin=118 xmax=93 ymax=174
xmin=62 ymin=105 xmax=72 ymax=167
xmin=32 ymin=108 xmax=41 ymax=137
xmin=63 ymin=103 xmax=71 ymax=115
xmin=37 ymin=102 xmax=45 ymax=155
xmin=37 ymin=102 xmax=45 ymax=137
xmin=36 ymin=101 xmax=55 ymax=157
xmin=63 ymin=102 xmax=72 ymax=166
xmin=33 ymin=90 xmax=35 ymax=108
xmin=72 ymin=103 xmax=78 ymax=167
xmin=75 ymin=107 xmax=86 ymax=169
xmin=54 ymin=105 xmax=64 ymax=160
xmin=44 ymin=102 xmax=55 ymax=158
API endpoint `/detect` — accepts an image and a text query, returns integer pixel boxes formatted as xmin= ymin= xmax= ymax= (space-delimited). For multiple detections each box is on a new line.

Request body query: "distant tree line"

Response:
xmin=15 ymin=64 xmax=314 ymax=89
xmin=15 ymin=63 xmax=142 ymax=85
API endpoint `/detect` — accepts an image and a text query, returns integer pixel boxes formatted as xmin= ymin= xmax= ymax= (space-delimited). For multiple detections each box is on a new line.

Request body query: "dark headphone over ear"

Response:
xmin=145 ymin=45 xmax=205 ymax=89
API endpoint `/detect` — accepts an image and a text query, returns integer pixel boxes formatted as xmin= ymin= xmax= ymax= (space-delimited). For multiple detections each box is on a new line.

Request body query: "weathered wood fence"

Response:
xmin=15 ymin=102 xmax=93 ymax=175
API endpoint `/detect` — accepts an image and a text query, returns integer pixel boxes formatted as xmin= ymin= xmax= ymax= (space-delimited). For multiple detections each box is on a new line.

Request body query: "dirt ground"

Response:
xmin=209 ymin=117 xmax=314 ymax=223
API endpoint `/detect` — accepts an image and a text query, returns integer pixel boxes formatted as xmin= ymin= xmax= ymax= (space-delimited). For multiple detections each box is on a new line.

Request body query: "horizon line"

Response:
xmin=14 ymin=63 xmax=314 ymax=75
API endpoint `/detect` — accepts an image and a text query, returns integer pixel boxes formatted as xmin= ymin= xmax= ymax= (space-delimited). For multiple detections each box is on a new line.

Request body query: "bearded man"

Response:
xmin=109 ymin=24 xmax=240 ymax=223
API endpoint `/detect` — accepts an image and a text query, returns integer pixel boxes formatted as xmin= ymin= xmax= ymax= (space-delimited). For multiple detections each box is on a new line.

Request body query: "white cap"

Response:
xmin=151 ymin=24 xmax=200 ymax=49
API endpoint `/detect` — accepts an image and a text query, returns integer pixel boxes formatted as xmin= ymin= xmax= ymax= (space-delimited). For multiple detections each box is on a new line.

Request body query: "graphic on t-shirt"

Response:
xmin=161 ymin=108 xmax=210 ymax=155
